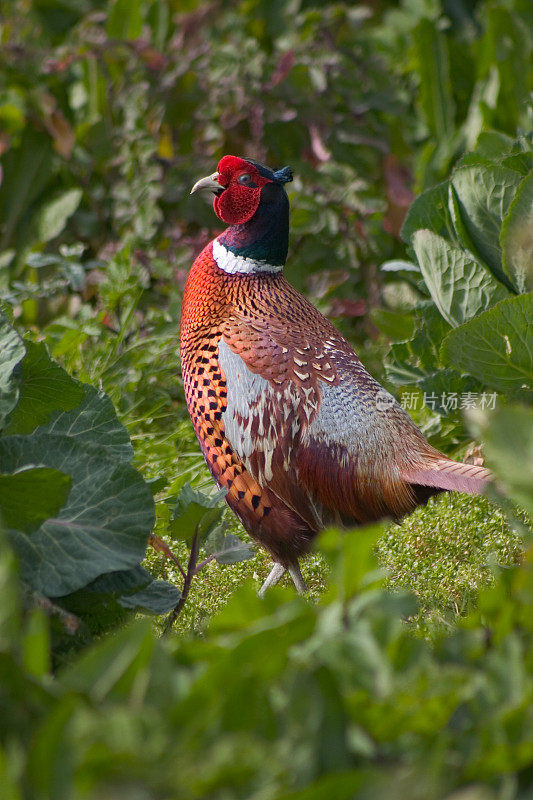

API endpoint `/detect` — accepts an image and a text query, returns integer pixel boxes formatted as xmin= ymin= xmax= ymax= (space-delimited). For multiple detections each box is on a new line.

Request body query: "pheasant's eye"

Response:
xmin=237 ymin=173 xmax=257 ymax=187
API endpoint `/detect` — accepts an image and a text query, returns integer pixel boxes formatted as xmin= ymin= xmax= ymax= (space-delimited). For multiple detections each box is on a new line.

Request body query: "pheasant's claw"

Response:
xmin=258 ymin=561 xmax=307 ymax=596
xmin=288 ymin=562 xmax=307 ymax=594
xmin=258 ymin=562 xmax=286 ymax=596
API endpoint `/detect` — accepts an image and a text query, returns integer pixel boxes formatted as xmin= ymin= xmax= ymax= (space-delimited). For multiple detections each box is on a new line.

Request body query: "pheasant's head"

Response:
xmin=191 ymin=155 xmax=293 ymax=225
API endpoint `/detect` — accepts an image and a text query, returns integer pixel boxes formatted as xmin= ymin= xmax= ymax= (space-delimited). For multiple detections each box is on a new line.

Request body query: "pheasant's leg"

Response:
xmin=288 ymin=561 xmax=307 ymax=594
xmin=258 ymin=562 xmax=286 ymax=596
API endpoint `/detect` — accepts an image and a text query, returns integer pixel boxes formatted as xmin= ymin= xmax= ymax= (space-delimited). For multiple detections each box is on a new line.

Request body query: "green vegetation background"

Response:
xmin=1 ymin=0 xmax=533 ymax=798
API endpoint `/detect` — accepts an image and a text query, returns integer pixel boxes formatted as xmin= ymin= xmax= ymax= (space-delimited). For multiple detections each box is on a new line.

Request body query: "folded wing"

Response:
xmin=219 ymin=281 xmax=490 ymax=528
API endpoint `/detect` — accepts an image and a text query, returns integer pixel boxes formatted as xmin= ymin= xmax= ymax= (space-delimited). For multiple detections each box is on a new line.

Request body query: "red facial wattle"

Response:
xmin=213 ymin=155 xmax=271 ymax=225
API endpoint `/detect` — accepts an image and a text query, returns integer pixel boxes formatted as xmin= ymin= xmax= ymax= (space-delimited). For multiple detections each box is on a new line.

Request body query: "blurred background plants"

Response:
xmin=0 ymin=0 xmax=533 ymax=795
xmin=1 ymin=0 xmax=531 ymax=613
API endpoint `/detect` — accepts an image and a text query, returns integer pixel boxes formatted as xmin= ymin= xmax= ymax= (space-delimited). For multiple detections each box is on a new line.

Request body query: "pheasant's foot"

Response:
xmin=288 ymin=562 xmax=307 ymax=594
xmin=258 ymin=560 xmax=308 ymax=596
xmin=258 ymin=562 xmax=286 ymax=596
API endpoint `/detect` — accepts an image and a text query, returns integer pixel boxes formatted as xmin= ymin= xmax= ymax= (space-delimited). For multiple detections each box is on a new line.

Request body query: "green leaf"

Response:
xmin=37 ymin=383 xmax=134 ymax=463
xmin=118 ymin=580 xmax=180 ymax=614
xmin=4 ymin=341 xmax=83 ymax=436
xmin=501 ymin=172 xmax=533 ymax=293
xmin=106 ymin=0 xmax=144 ymax=40
xmin=474 ymin=132 xmax=516 ymax=162
xmin=451 ymin=165 xmax=524 ymax=287
xmin=0 ymin=312 xmax=26 ymax=429
xmin=385 ymin=343 xmax=427 ymax=386
xmin=0 ymin=433 xmax=154 ymax=596
xmin=80 ymin=565 xmax=180 ymax=614
xmin=146 ymin=475 xmax=168 ymax=495
xmin=401 ymin=181 xmax=457 ymax=245
xmin=22 ymin=609 xmax=51 ymax=677
xmin=27 ymin=695 xmax=78 ymax=800
xmin=371 ymin=309 xmax=416 ymax=343
xmin=205 ymin=529 xmax=255 ymax=565
xmin=0 ymin=466 xmax=71 ymax=533
xmin=413 ymin=229 xmax=508 ymax=327
xmin=60 ymin=620 xmax=155 ymax=701
xmin=36 ymin=188 xmax=83 ymax=243
xmin=479 ymin=6 xmax=531 ymax=133
xmin=170 ymin=483 xmax=226 ymax=542
xmin=78 ymin=564 xmax=153 ymax=596
xmin=0 ymin=128 xmax=55 ymax=252
xmin=25 ymin=253 xmax=61 ymax=269
xmin=276 ymin=772 xmax=364 ymax=800
xmin=457 ymin=133 xmax=532 ymax=175
xmin=416 ymin=369 xmax=483 ymax=416
xmin=410 ymin=304 xmax=452 ymax=369
xmin=501 ymin=152 xmax=533 ymax=177
xmin=380 ymin=260 xmax=419 ymax=273
xmin=472 ymin=404 xmax=533 ymax=517
xmin=320 ymin=524 xmax=385 ymax=601
xmin=413 ymin=19 xmax=455 ymax=143
xmin=384 ymin=306 xmax=452 ymax=387
xmin=0 ymin=532 xmax=21 ymax=646
xmin=441 ymin=293 xmax=533 ymax=399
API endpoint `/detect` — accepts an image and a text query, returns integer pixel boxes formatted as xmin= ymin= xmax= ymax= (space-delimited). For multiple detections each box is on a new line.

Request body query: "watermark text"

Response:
xmin=399 ymin=391 xmax=497 ymax=412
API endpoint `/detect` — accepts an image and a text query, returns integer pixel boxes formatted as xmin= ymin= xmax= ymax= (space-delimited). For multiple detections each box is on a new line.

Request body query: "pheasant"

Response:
xmin=182 ymin=155 xmax=490 ymax=594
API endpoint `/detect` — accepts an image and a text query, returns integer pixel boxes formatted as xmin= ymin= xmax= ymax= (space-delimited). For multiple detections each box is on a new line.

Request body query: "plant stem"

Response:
xmin=149 ymin=534 xmax=186 ymax=579
xmin=194 ymin=554 xmax=216 ymax=574
xmin=164 ymin=529 xmax=200 ymax=634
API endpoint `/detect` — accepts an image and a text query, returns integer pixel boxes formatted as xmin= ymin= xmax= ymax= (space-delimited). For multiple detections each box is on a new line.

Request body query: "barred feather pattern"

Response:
xmin=180 ymin=240 xmax=491 ymax=565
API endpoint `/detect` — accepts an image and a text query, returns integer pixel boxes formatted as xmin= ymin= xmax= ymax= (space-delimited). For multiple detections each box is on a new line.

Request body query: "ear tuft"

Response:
xmin=273 ymin=166 xmax=293 ymax=184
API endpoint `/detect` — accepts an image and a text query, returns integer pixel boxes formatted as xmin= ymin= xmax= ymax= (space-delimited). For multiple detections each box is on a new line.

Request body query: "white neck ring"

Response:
xmin=212 ymin=239 xmax=283 ymax=275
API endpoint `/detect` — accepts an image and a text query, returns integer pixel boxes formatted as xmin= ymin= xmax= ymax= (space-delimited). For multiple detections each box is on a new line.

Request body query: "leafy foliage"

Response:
xmin=1 ymin=0 xmax=532 ymax=796
xmin=1 ymin=490 xmax=533 ymax=798
xmin=379 ymin=132 xmax=533 ymax=447
xmin=441 ymin=293 xmax=533 ymax=399
xmin=473 ymin=404 xmax=533 ymax=519
xmin=0 ymin=312 xmax=179 ymax=626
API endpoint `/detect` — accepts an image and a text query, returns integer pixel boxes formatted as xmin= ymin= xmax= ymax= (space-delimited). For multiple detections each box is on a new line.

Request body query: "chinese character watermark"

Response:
xmin=398 ymin=391 xmax=497 ymax=413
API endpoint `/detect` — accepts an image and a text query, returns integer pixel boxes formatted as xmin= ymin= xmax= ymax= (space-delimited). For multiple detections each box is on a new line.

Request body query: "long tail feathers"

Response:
xmin=402 ymin=458 xmax=491 ymax=496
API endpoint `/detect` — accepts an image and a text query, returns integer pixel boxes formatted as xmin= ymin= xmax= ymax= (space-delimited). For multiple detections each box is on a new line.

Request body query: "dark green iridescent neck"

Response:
xmin=218 ymin=189 xmax=289 ymax=267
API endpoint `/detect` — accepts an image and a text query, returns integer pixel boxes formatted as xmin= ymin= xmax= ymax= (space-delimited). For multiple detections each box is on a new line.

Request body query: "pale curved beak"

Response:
xmin=190 ymin=171 xmax=222 ymax=195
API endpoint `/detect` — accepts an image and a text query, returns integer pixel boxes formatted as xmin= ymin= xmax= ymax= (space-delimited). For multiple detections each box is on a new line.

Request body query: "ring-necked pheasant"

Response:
xmin=182 ymin=155 xmax=490 ymax=594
